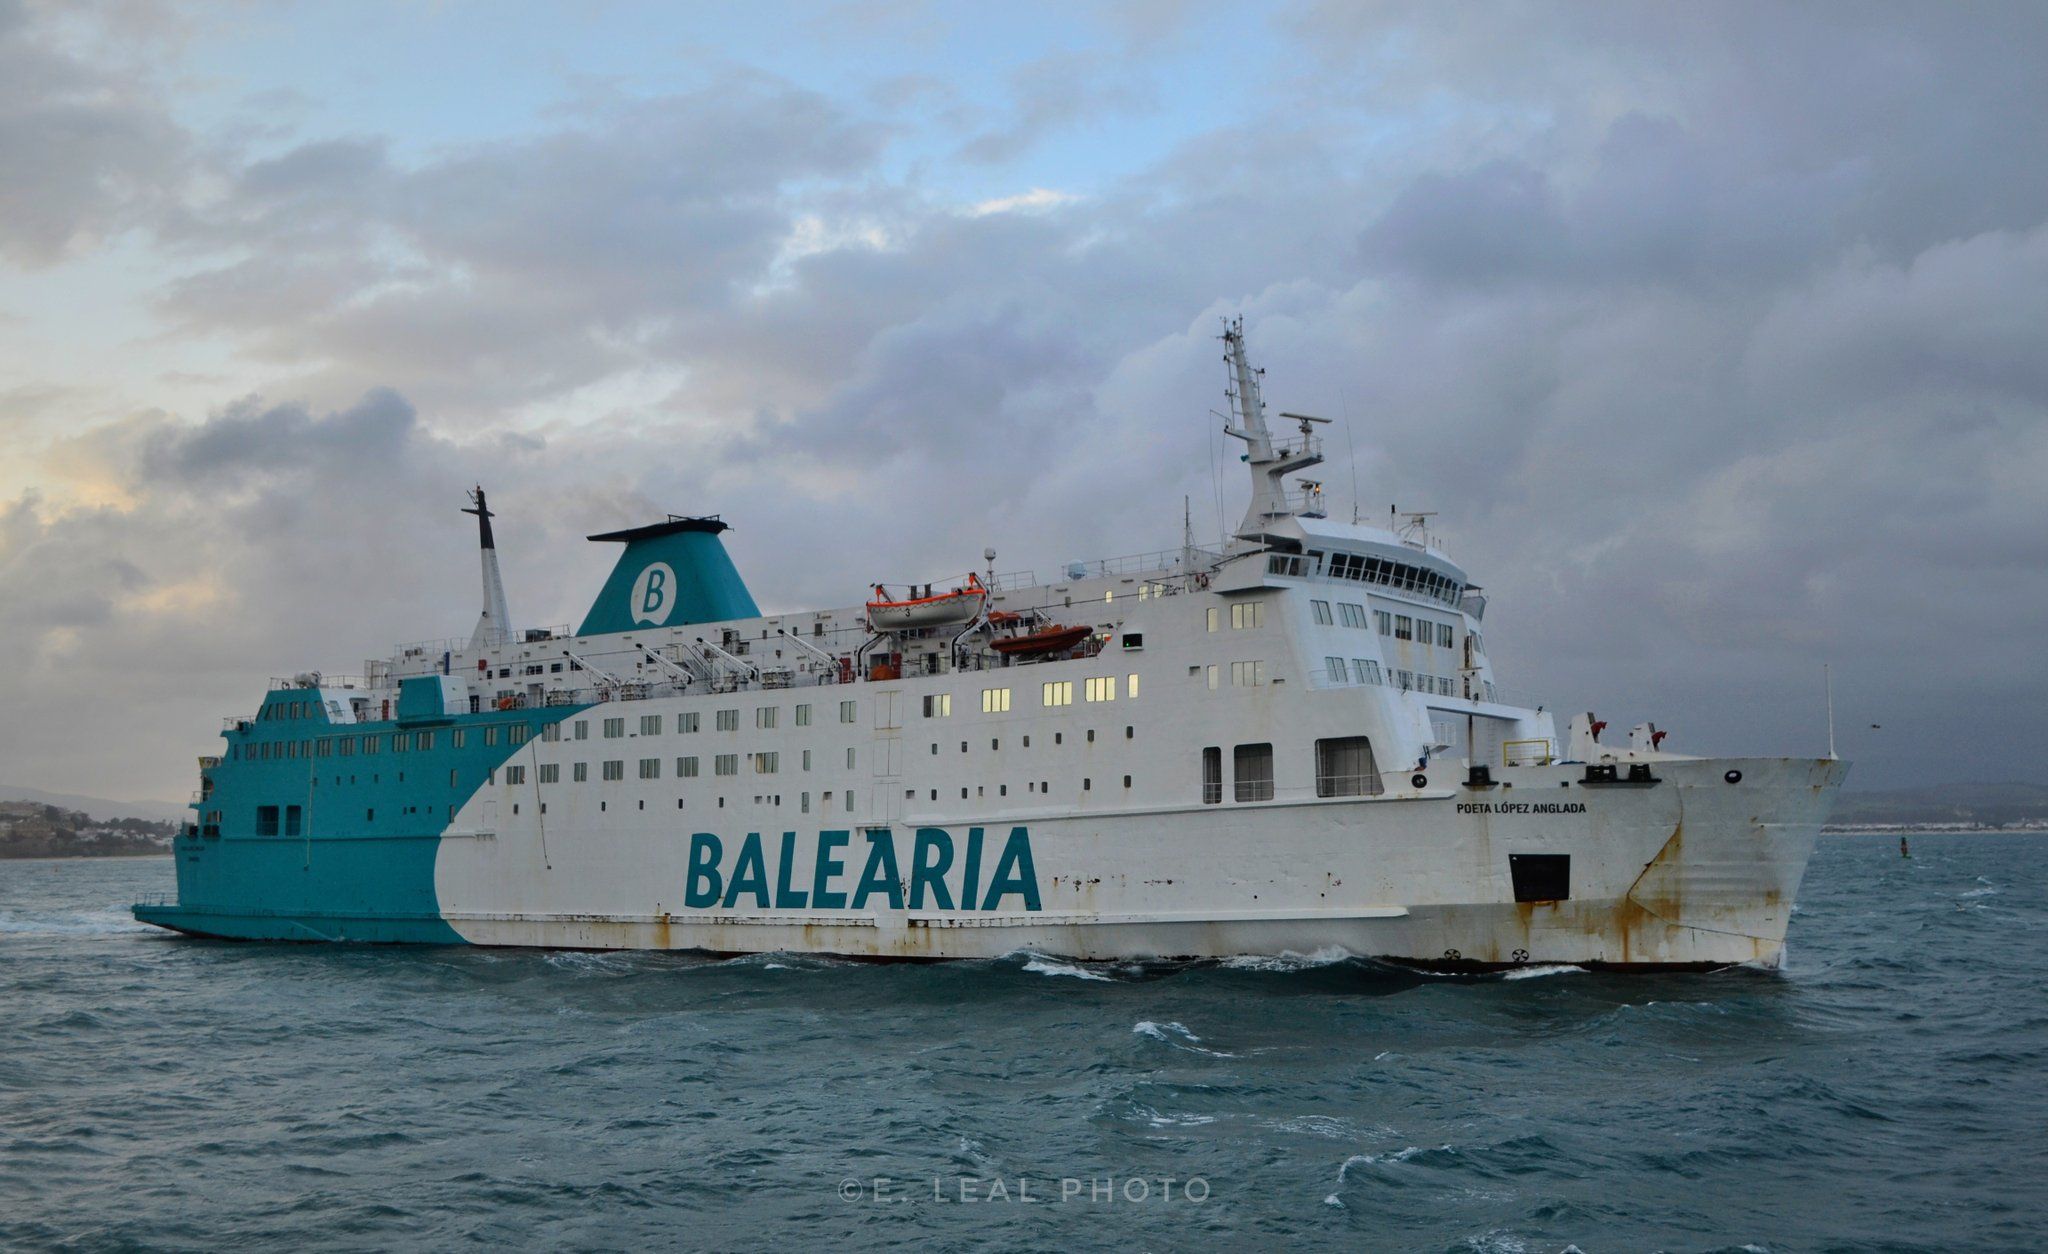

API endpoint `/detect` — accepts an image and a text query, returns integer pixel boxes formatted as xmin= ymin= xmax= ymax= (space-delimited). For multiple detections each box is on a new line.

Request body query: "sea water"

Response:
xmin=2 ymin=834 xmax=2042 ymax=1250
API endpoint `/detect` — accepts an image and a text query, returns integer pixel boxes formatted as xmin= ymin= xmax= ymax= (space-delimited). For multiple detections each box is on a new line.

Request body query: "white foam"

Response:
xmin=1500 ymin=963 xmax=1586 ymax=980
xmin=0 ymin=907 xmax=152 ymax=937
xmin=1217 ymin=945 xmax=1355 ymax=972
xmin=1132 ymin=1019 xmax=1235 ymax=1056
xmin=1021 ymin=955 xmax=1112 ymax=981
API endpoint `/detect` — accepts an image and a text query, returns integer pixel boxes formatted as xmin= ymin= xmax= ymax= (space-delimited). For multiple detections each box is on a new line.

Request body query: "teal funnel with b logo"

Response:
xmin=575 ymin=516 xmax=760 ymax=637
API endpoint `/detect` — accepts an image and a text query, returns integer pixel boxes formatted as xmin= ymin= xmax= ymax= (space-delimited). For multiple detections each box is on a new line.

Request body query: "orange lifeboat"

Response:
xmin=989 ymin=624 xmax=1093 ymax=657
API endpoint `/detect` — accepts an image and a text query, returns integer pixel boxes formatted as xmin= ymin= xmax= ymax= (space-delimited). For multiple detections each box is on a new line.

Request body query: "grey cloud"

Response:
xmin=956 ymin=50 xmax=1153 ymax=164
xmin=0 ymin=0 xmax=190 ymax=264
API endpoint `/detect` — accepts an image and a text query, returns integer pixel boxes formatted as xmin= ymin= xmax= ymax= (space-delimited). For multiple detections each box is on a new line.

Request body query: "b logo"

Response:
xmin=630 ymin=562 xmax=678 ymax=626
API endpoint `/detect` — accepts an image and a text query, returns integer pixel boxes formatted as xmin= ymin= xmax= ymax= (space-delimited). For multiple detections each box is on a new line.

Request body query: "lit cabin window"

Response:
xmin=1041 ymin=681 xmax=1074 ymax=707
xmin=1127 ymin=673 xmax=1139 ymax=699
xmin=1084 ymin=677 xmax=1116 ymax=702
xmin=1206 ymin=607 xmax=1219 ymax=632
xmin=922 ymin=694 xmax=952 ymax=718
xmin=981 ymin=687 xmax=1012 ymax=713
xmin=1231 ymin=602 xmax=1265 ymax=629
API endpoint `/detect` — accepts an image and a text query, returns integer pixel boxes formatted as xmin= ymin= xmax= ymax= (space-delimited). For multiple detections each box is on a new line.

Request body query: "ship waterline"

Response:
xmin=136 ymin=320 xmax=1845 ymax=969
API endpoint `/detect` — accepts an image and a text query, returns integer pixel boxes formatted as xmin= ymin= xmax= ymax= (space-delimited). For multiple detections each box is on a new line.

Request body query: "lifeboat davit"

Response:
xmin=866 ymin=574 xmax=988 ymax=632
xmin=989 ymin=624 xmax=1093 ymax=657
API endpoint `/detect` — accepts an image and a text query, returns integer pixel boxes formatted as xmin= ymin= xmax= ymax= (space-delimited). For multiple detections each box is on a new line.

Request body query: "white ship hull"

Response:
xmin=427 ymin=755 xmax=1839 ymax=969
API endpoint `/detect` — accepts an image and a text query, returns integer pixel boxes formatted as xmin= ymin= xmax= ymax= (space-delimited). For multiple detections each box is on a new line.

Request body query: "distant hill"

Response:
xmin=1830 ymin=781 xmax=2048 ymax=831
xmin=0 ymin=786 xmax=187 ymax=826
xmin=0 ymin=801 xmax=176 ymax=858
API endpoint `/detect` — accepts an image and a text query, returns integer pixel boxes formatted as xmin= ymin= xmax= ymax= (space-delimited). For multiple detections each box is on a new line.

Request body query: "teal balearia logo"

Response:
xmin=630 ymin=561 xmax=678 ymax=626
xmin=684 ymin=827 xmax=1041 ymax=913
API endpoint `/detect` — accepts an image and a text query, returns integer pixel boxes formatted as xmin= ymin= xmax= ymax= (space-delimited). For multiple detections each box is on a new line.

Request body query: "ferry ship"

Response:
xmin=135 ymin=321 xmax=1846 ymax=969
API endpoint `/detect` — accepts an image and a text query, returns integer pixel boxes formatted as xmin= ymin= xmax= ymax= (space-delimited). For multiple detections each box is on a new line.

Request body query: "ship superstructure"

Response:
xmin=137 ymin=321 xmax=1845 ymax=968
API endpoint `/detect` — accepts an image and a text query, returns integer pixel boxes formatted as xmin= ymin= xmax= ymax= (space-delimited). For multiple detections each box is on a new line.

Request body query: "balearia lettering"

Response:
xmin=684 ymin=826 xmax=1041 ymax=913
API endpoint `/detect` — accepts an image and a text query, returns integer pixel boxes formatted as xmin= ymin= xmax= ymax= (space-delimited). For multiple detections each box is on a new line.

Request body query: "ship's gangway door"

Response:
xmin=871 ymin=688 xmax=902 ymax=823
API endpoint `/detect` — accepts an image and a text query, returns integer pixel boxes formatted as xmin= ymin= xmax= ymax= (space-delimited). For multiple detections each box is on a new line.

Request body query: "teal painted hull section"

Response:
xmin=133 ymin=689 xmax=581 ymax=944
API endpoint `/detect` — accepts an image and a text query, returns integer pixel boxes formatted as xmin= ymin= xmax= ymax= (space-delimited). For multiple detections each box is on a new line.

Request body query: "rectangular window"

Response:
xmin=284 ymin=805 xmax=303 ymax=836
xmin=839 ymin=700 xmax=857 ymax=723
xmin=1326 ymin=656 xmax=1348 ymax=683
xmin=1041 ymin=680 xmax=1074 ymax=707
xmin=1339 ymin=603 xmax=1367 ymax=628
xmin=601 ymin=760 xmax=624 ymax=781
xmin=1394 ymin=615 xmax=1413 ymax=641
xmin=678 ymin=712 xmax=700 ymax=733
xmin=1352 ymin=658 xmax=1381 ymax=685
xmin=573 ymin=762 xmax=589 ymax=782
xmin=845 ymin=747 xmax=855 ymax=769
xmin=508 ymin=725 xmax=528 ymax=745
xmin=1205 ymin=664 xmax=1219 ymax=690
xmin=981 ymin=687 xmax=1012 ymax=713
xmin=393 ymin=732 xmax=411 ymax=753
xmin=1206 ymin=607 xmax=1219 ymax=632
xmin=1310 ymin=599 xmax=1333 ymax=625
xmin=1233 ymin=743 xmax=1275 ymax=802
xmin=574 ymin=720 xmax=588 ymax=740
xmin=922 ymin=694 xmax=952 ymax=718
xmin=255 ymin=805 xmax=280 ymax=836
xmin=641 ymin=714 xmax=663 ymax=736
xmin=1084 ymin=676 xmax=1116 ymax=702
xmin=539 ymin=763 xmax=559 ymax=784
xmin=679 ymin=756 xmax=699 ymax=778
xmin=801 ymin=749 xmax=811 ymax=772
xmin=756 ymin=706 xmax=778 ymax=729
xmin=1127 ymin=673 xmax=1139 ymax=699
xmin=795 ymin=704 xmax=811 ymax=727
xmin=715 ymin=754 xmax=739 ymax=777
xmin=603 ymin=717 xmax=624 ymax=739
xmin=1438 ymin=623 xmax=1455 ymax=648
xmin=363 ymin=734 xmax=382 ymax=755
xmin=482 ymin=726 xmax=498 ymax=746
xmin=1230 ymin=660 xmax=1267 ymax=687
xmin=639 ymin=758 xmax=660 ymax=780
xmin=1316 ymin=736 xmax=1384 ymax=798
xmin=451 ymin=729 xmax=467 ymax=749
xmin=1201 ymin=747 xmax=1222 ymax=805
xmin=505 ymin=764 xmax=526 ymax=785
xmin=1231 ymin=601 xmax=1266 ymax=630
xmin=1396 ymin=670 xmax=1413 ymax=691
xmin=752 ymin=752 xmax=779 ymax=775
xmin=1375 ymin=610 xmax=1392 ymax=635
xmin=716 ymin=709 xmax=739 ymax=731
xmin=541 ymin=723 xmax=560 ymax=742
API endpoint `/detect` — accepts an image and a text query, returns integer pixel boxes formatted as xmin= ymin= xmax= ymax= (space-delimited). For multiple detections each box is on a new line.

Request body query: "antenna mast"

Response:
xmin=463 ymin=486 xmax=515 ymax=650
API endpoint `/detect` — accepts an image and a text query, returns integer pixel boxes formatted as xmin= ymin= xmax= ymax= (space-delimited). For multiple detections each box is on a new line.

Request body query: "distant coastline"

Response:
xmin=0 ymin=802 xmax=176 ymax=860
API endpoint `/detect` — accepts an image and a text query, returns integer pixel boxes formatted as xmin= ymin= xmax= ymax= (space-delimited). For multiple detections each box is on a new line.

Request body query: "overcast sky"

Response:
xmin=3 ymin=0 xmax=2043 ymax=802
